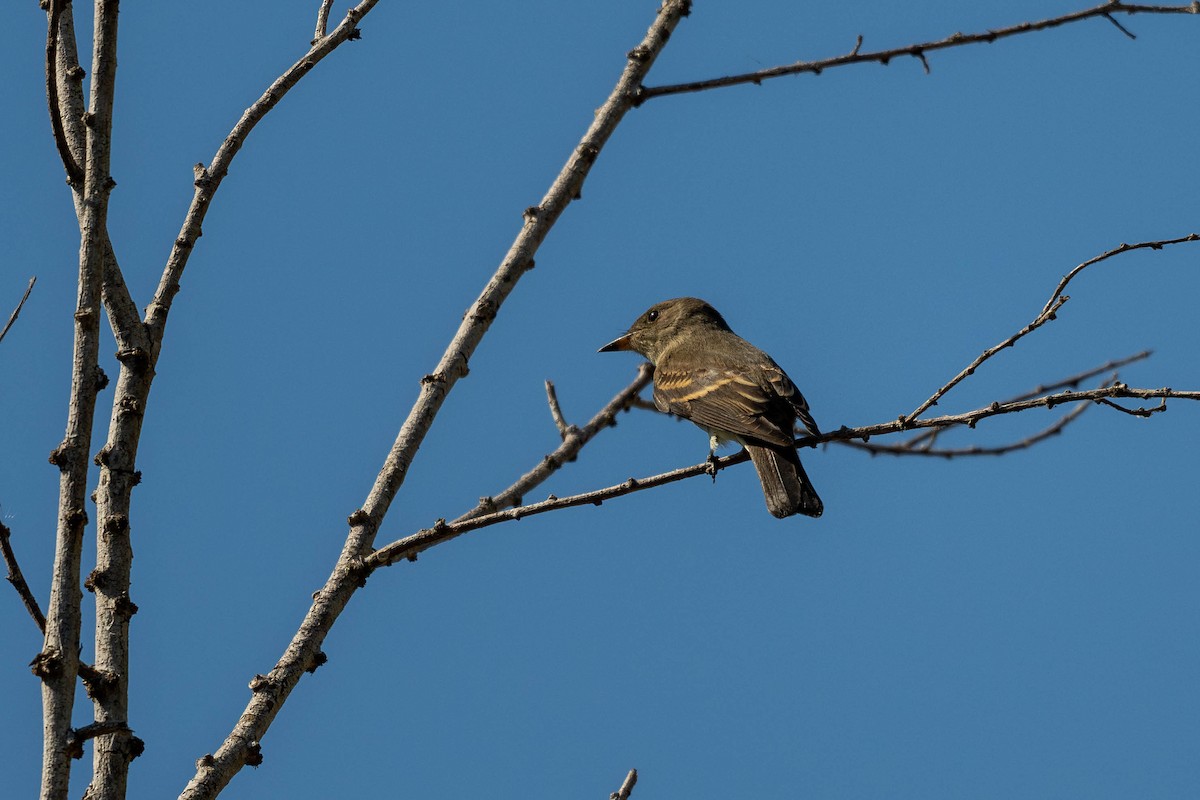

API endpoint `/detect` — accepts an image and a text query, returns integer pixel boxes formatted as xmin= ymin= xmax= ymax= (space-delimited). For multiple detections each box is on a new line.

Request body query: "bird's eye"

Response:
xmin=646 ymin=310 xmax=659 ymax=323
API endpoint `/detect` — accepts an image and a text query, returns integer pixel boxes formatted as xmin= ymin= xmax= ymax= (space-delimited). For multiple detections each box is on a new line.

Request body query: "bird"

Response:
xmin=599 ymin=297 xmax=822 ymax=519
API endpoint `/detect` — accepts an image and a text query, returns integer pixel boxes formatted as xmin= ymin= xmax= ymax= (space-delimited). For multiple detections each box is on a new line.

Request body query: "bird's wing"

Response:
xmin=653 ymin=366 xmax=795 ymax=447
xmin=768 ymin=367 xmax=820 ymax=436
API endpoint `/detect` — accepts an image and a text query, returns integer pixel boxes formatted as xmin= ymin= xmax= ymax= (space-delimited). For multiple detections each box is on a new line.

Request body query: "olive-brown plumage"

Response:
xmin=600 ymin=297 xmax=822 ymax=518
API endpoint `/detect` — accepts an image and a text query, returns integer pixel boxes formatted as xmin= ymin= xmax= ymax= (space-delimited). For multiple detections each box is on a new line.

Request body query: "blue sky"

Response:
xmin=3 ymin=2 xmax=1198 ymax=798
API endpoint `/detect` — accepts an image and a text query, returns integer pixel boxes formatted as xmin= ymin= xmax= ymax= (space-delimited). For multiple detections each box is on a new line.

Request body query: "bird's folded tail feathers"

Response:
xmin=746 ymin=443 xmax=823 ymax=519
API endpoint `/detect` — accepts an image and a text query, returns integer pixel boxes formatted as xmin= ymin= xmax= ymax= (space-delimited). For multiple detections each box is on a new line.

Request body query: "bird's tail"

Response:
xmin=746 ymin=444 xmax=823 ymax=519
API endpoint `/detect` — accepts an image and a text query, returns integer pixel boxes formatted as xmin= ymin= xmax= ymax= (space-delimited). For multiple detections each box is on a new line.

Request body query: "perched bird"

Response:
xmin=599 ymin=297 xmax=822 ymax=519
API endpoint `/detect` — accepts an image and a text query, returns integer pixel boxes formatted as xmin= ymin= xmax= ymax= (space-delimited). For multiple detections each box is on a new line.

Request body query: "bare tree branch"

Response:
xmin=44 ymin=0 xmax=82 ymax=184
xmin=97 ymin=235 xmax=151 ymax=359
xmin=844 ymin=386 xmax=1093 ymax=457
xmin=1093 ymin=395 xmax=1167 ymax=416
xmin=347 ymin=0 xmax=689 ymax=538
xmin=0 ymin=277 xmax=36 ymax=347
xmin=44 ymin=0 xmax=87 ymax=172
xmin=42 ymin=0 xmax=145 ymax=358
xmin=37 ymin=201 xmax=94 ymax=796
xmin=1 ymin=518 xmax=46 ymax=632
xmin=1037 ymin=235 xmax=1198 ymax=319
xmin=64 ymin=721 xmax=133 ymax=761
xmin=42 ymin=0 xmax=88 ymax=185
xmin=0 ymin=516 xmax=112 ymax=695
xmin=906 ymin=234 xmax=1198 ymax=423
xmin=81 ymin=1 xmax=139 ymax=793
xmin=1103 ymin=11 xmax=1139 ymax=38
xmin=862 ymin=351 xmax=1152 ymax=454
xmin=638 ymin=2 xmax=1200 ymax=102
xmin=611 ymin=768 xmax=638 ymax=800
xmin=146 ymin=1 xmax=378 ymax=347
xmin=992 ymin=351 xmax=1151 ymax=405
xmin=473 ymin=365 xmax=651 ymax=521
xmin=393 ymin=365 xmax=654 ymax=567
xmin=178 ymin=5 xmax=691 ymax=797
xmin=878 ymin=384 xmax=1197 ymax=434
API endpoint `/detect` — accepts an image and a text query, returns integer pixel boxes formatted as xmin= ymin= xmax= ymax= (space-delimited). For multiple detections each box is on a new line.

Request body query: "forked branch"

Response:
xmin=367 ymin=380 xmax=1198 ymax=567
xmin=905 ymin=234 xmax=1197 ymax=423
xmin=844 ymin=394 xmax=1094 ymax=458
xmin=396 ymin=365 xmax=653 ymax=566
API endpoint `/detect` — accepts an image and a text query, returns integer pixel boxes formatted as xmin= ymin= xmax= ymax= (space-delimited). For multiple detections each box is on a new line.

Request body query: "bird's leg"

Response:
xmin=705 ymin=434 xmax=720 ymax=483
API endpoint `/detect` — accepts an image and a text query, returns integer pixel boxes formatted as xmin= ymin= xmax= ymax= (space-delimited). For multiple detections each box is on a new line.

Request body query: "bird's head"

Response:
xmin=598 ymin=297 xmax=731 ymax=364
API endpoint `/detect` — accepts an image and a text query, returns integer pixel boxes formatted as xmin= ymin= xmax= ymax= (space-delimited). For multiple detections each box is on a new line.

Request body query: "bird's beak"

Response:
xmin=598 ymin=333 xmax=633 ymax=353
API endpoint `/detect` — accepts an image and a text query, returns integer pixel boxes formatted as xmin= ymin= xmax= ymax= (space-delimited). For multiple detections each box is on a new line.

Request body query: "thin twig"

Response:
xmin=905 ymin=291 xmax=1063 ymax=423
xmin=544 ymin=380 xmax=575 ymax=438
xmin=868 ymin=384 xmax=1197 ymax=436
xmin=313 ymin=0 xmax=335 ymax=43
xmin=64 ymin=721 xmax=132 ymax=760
xmin=611 ymin=769 xmax=638 ymax=800
xmin=367 ymin=381 xmax=1199 ymax=567
xmin=471 ymin=365 xmax=650 ymax=521
xmin=1038 ymin=234 xmax=1198 ymax=319
xmin=639 ymin=2 xmax=1200 ymax=101
xmin=0 ymin=519 xmax=46 ymax=632
xmin=0 ymin=515 xmax=110 ymax=693
xmin=1002 ymin=351 xmax=1151 ymax=404
xmin=1094 ymin=396 xmax=1167 ymax=416
xmin=906 ymin=234 xmax=1198 ymax=423
xmin=0 ymin=277 xmax=36 ymax=347
xmin=491 ymin=365 xmax=651 ymax=514
xmin=895 ymin=351 xmax=1150 ymax=450
xmin=844 ymin=388 xmax=1092 ymax=457
xmin=1103 ymin=12 xmax=1139 ymax=38
xmin=394 ymin=365 xmax=652 ymax=565
xmin=148 ymin=1 xmax=379 ymax=345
